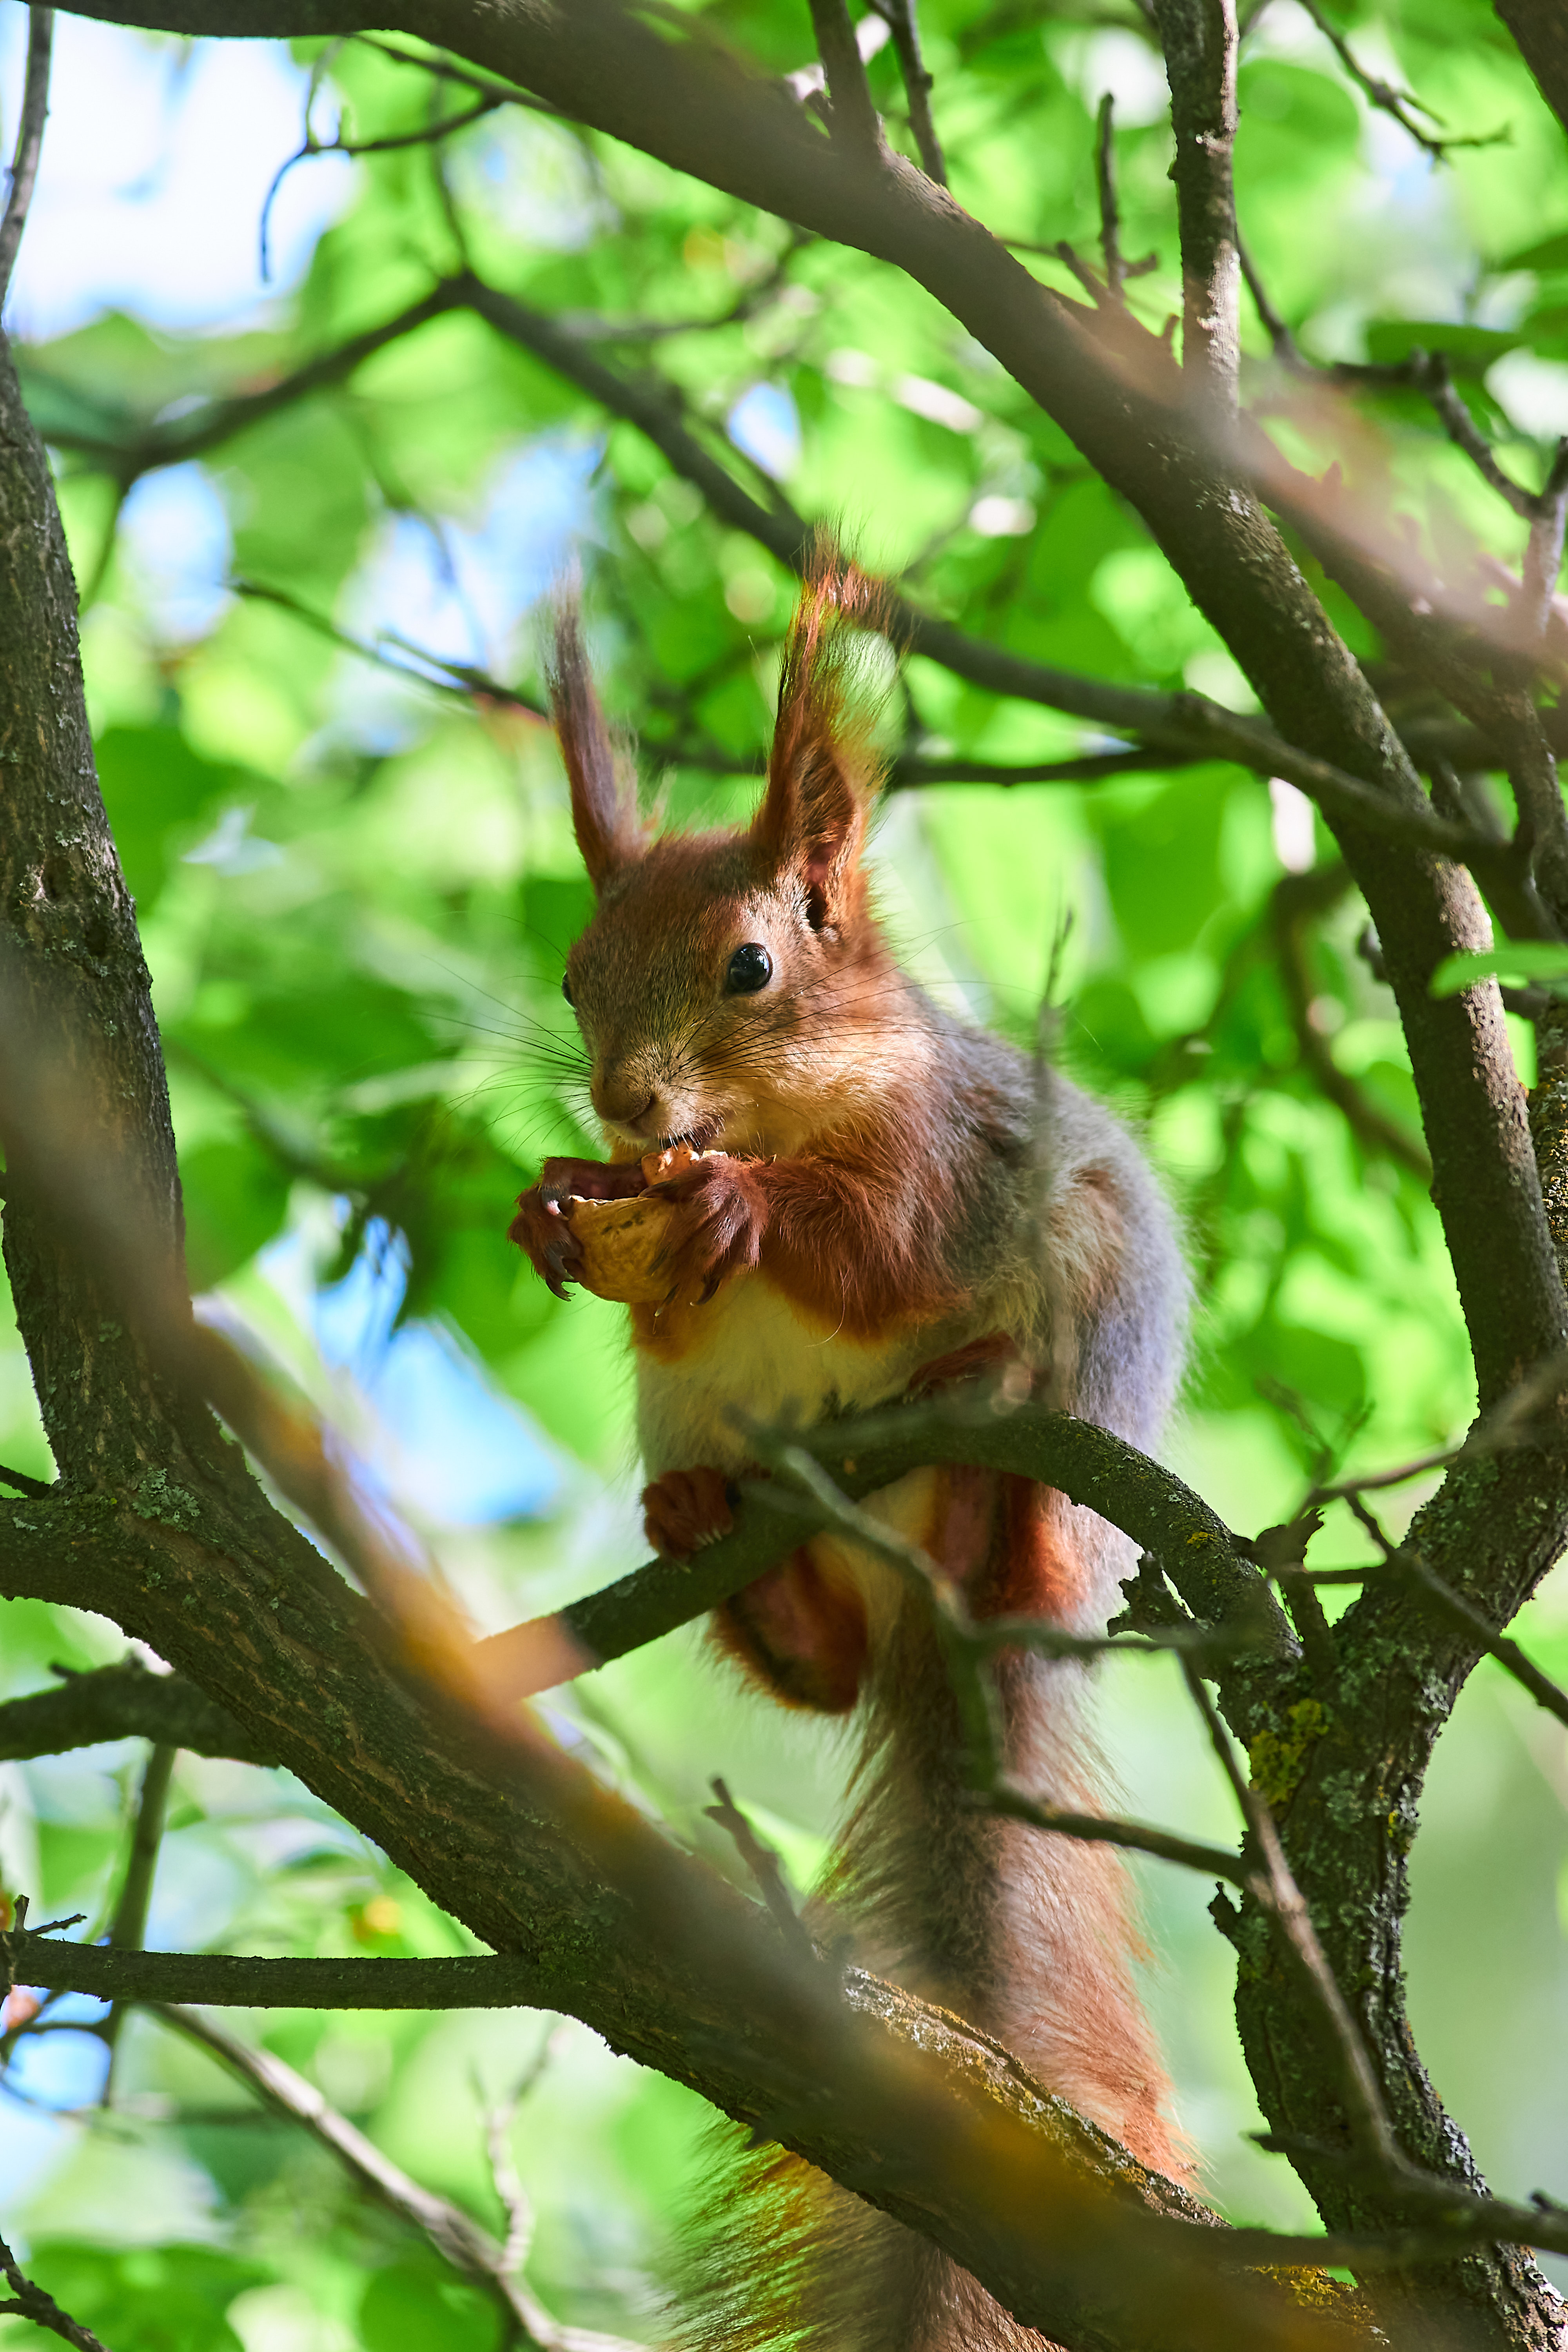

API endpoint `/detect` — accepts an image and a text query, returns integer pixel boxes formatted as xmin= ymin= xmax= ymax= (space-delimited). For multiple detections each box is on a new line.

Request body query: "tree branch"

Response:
xmin=1295 ymin=0 xmax=1503 ymax=158
xmin=96 ymin=1737 xmax=176 ymax=2085
xmin=479 ymin=1393 xmax=1296 ymax=1720
xmin=807 ymin=0 xmax=882 ymax=152
xmin=1270 ymin=864 xmax=1432 ymax=1178
xmin=1152 ymin=0 xmax=1240 ymax=410
xmin=22 ymin=278 xmax=467 ymax=483
xmin=11 ymin=11 xmax=1568 ymax=2334
xmin=866 ymin=0 xmax=946 ymax=184
xmin=0 ymin=7 xmax=53 ymax=310
xmin=0 ymin=1659 xmax=275 ymax=1766
xmin=24 ymin=266 xmax=1529 ymax=810
xmin=1495 ymin=0 xmax=1568 ymax=136
xmin=0 ymin=2232 xmax=109 ymax=2352
xmin=149 ymin=2002 xmax=640 ymax=2352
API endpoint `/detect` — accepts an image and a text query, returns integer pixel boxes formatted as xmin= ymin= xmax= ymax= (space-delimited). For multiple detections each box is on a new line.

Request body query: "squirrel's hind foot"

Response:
xmin=643 ymin=1466 xmax=738 ymax=1560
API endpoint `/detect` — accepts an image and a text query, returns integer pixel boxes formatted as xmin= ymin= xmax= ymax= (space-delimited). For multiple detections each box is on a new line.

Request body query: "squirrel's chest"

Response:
xmin=632 ymin=1274 xmax=951 ymax=1477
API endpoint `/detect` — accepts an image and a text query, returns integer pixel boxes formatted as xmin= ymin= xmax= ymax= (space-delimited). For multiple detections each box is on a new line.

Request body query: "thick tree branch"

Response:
xmin=1494 ymin=0 xmax=1568 ymax=139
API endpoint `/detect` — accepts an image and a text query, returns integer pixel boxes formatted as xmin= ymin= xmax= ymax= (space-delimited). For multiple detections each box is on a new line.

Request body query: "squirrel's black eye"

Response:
xmin=561 ymin=973 xmax=575 ymax=1007
xmin=726 ymin=942 xmax=773 ymax=995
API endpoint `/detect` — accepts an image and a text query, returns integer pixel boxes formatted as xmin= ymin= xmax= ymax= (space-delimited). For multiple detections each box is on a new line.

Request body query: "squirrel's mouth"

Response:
xmin=659 ymin=1120 xmax=720 ymax=1154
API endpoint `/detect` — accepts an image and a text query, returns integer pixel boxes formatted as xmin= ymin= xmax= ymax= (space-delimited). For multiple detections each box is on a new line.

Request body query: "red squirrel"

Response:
xmin=510 ymin=565 xmax=1191 ymax=2348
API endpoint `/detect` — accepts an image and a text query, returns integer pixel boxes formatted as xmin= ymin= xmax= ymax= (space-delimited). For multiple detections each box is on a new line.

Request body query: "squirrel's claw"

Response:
xmin=510 ymin=1156 xmax=648 ymax=1296
xmin=642 ymin=1465 xmax=739 ymax=1559
xmin=508 ymin=1187 xmax=586 ymax=1297
xmin=652 ymin=1156 xmax=766 ymax=1304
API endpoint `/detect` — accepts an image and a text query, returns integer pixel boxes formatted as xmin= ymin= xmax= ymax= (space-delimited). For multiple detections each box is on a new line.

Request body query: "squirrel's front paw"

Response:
xmin=508 ymin=1157 xmax=646 ymax=1298
xmin=653 ymin=1156 xmax=766 ymax=1304
xmin=643 ymin=1466 xmax=738 ymax=1560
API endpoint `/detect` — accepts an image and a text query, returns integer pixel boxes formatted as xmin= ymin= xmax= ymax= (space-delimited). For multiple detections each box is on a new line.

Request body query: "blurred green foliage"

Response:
xmin=4 ymin=0 xmax=1568 ymax=2342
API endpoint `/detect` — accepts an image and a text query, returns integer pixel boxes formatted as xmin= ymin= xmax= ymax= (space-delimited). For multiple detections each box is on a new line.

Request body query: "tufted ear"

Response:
xmin=751 ymin=561 xmax=884 ymax=935
xmin=548 ymin=603 xmax=644 ymax=890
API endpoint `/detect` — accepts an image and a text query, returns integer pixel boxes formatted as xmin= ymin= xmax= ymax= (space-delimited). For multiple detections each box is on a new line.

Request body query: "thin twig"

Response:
xmin=987 ymin=1784 xmax=1247 ymax=1884
xmin=1269 ymin=862 xmax=1431 ymax=1177
xmin=1415 ymin=350 xmax=1539 ymax=522
xmin=1523 ymin=439 xmax=1568 ymax=638
xmin=477 ymin=2027 xmax=564 ymax=2279
xmin=0 ymin=1459 xmax=53 ymax=1497
xmin=0 ymin=6 xmax=53 ymax=309
xmin=1294 ymin=0 xmax=1506 ymax=160
xmin=260 ymin=96 xmax=500 ymax=279
xmin=1244 ymin=244 xmax=1565 ymax=639
xmin=1336 ymin=1497 xmax=1568 ymax=1734
xmin=806 ymin=0 xmax=882 ymax=151
xmin=1397 ymin=1552 xmax=1568 ymax=1730
xmin=1095 ymin=94 xmax=1124 ymax=298
xmin=1306 ymin=1345 xmax=1568 ymax=1505
xmin=351 ymin=33 xmax=561 ymax=117
xmin=101 ymin=1741 xmax=176 ymax=2088
xmin=0 ymin=2232 xmax=111 ymax=2352
xmin=1180 ymin=1657 xmax=1397 ymax=2166
xmin=151 ymin=2006 xmax=641 ymax=2352
xmin=1053 ymin=238 xmax=1107 ymax=303
xmin=1238 ymin=232 xmax=1303 ymax=366
xmin=230 ymin=577 xmax=547 ymax=715
xmin=865 ymin=0 xmax=946 ymax=183
xmin=704 ymin=1777 xmax=818 ymax=1963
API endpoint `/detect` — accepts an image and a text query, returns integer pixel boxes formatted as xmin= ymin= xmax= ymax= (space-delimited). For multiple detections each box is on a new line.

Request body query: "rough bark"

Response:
xmin=1152 ymin=0 xmax=1241 ymax=410
xmin=1495 ymin=0 xmax=1568 ymax=137
xmin=0 ymin=1658 xmax=271 ymax=1764
xmin=8 ymin=9 xmax=1568 ymax=2343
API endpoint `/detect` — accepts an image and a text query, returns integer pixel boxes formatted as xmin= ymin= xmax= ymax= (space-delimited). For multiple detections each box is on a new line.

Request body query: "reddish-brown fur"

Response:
xmin=509 ymin=561 xmax=1192 ymax=2350
xmin=650 ymin=1133 xmax=970 ymax=1344
xmin=713 ymin=1545 xmax=871 ymax=1713
xmin=641 ymin=1464 xmax=735 ymax=1559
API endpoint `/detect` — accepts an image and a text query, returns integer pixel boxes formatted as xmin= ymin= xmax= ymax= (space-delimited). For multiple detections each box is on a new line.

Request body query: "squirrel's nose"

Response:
xmin=593 ymin=1073 xmax=658 ymax=1133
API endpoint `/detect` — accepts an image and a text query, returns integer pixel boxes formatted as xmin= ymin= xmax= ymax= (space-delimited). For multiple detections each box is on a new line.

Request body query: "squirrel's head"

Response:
xmin=551 ymin=566 xmax=904 ymax=1158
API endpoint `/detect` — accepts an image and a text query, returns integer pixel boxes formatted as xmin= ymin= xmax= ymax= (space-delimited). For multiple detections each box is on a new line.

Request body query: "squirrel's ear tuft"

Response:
xmin=751 ymin=555 xmax=889 ymax=930
xmin=548 ymin=602 xmax=644 ymax=889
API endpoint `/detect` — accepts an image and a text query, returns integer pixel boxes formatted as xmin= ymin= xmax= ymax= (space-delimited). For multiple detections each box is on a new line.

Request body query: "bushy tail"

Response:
xmin=676 ymin=1488 xmax=1185 ymax=2352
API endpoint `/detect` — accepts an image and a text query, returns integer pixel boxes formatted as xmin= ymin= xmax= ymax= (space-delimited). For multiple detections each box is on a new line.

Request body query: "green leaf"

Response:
xmin=1363 ymin=319 xmax=1523 ymax=369
xmin=180 ymin=1137 xmax=292 ymax=1290
xmin=1430 ymin=942 xmax=1568 ymax=997
xmin=1499 ymin=229 xmax=1568 ymax=272
xmin=359 ymin=2261 xmax=504 ymax=2352
xmin=18 ymin=2245 xmax=267 ymax=2352
xmin=95 ymin=726 xmax=256 ymax=911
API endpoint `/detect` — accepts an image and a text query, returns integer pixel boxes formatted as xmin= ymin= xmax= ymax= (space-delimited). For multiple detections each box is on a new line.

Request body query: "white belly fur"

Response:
xmin=636 ymin=1273 xmax=964 ymax=1477
xmin=635 ymin=1272 xmax=1002 ymax=1626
